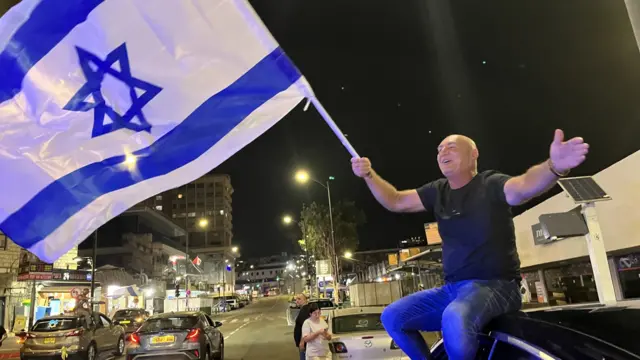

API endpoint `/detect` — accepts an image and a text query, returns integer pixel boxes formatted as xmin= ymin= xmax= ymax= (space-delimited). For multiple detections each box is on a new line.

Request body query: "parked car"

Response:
xmin=112 ymin=308 xmax=150 ymax=333
xmin=20 ymin=312 xmax=126 ymax=360
xmin=327 ymin=306 xmax=404 ymax=359
xmin=127 ymin=311 xmax=224 ymax=360
xmin=429 ymin=301 xmax=640 ymax=359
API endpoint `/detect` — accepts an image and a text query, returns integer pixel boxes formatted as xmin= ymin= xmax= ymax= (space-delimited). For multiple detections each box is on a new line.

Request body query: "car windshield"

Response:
xmin=138 ymin=316 xmax=198 ymax=333
xmin=313 ymin=300 xmax=334 ymax=309
xmin=32 ymin=318 xmax=79 ymax=332
xmin=332 ymin=314 xmax=385 ymax=334
xmin=113 ymin=310 xmax=144 ymax=319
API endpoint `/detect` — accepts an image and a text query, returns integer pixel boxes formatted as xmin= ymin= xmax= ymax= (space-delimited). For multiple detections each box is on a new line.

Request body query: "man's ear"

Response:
xmin=472 ymin=148 xmax=479 ymax=161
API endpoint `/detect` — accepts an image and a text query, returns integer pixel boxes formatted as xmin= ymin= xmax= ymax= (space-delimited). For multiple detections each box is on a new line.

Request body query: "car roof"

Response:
xmin=331 ymin=306 xmax=385 ymax=317
xmin=37 ymin=315 xmax=79 ymax=320
xmin=492 ymin=300 xmax=640 ymax=355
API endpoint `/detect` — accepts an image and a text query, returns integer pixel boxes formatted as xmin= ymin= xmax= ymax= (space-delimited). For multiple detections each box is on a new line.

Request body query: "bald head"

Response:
xmin=437 ymin=134 xmax=479 ymax=180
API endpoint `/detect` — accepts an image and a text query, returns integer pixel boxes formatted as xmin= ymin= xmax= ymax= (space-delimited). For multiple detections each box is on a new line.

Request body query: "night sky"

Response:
xmin=218 ymin=0 xmax=640 ymax=258
xmin=4 ymin=1 xmax=638 ymax=259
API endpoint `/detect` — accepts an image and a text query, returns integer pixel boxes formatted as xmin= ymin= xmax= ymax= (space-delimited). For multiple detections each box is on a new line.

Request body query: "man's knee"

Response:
xmin=380 ymin=302 xmax=403 ymax=332
xmin=441 ymin=301 xmax=475 ymax=335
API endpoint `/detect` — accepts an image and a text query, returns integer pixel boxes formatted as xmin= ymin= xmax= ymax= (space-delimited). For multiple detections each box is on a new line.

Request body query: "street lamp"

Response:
xmin=344 ymin=251 xmax=353 ymax=259
xmin=231 ymin=246 xmax=238 ymax=253
xmin=198 ymin=218 xmax=208 ymax=228
xmin=282 ymin=215 xmax=293 ymax=225
xmin=294 ymin=168 xmax=339 ymax=303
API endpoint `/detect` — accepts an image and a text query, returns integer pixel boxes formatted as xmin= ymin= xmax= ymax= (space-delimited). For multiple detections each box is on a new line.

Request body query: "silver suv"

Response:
xmin=20 ymin=312 xmax=126 ymax=360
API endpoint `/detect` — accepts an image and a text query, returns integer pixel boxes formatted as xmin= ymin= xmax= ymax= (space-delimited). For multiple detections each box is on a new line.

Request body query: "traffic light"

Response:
xmin=226 ymin=264 xmax=232 ymax=272
xmin=175 ymin=283 xmax=180 ymax=298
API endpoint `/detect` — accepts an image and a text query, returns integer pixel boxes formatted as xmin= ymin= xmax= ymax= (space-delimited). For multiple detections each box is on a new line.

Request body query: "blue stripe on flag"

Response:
xmin=0 ymin=47 xmax=301 ymax=248
xmin=0 ymin=0 xmax=104 ymax=103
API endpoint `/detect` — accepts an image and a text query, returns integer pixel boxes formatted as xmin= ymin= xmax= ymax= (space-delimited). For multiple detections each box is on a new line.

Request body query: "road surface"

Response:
xmin=215 ymin=296 xmax=299 ymax=360
xmin=0 ymin=296 xmax=299 ymax=360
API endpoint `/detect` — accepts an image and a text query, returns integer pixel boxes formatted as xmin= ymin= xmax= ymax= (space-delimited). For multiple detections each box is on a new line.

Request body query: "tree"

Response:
xmin=298 ymin=200 xmax=365 ymax=260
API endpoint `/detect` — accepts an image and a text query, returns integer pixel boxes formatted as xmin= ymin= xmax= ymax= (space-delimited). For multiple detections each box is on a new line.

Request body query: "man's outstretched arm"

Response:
xmin=504 ymin=129 xmax=589 ymax=206
xmin=351 ymin=158 xmax=425 ymax=213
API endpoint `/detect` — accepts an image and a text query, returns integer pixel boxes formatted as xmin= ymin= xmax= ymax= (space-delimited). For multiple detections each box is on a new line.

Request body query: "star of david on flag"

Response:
xmin=0 ymin=0 xmax=359 ymax=263
xmin=63 ymin=43 xmax=162 ymax=138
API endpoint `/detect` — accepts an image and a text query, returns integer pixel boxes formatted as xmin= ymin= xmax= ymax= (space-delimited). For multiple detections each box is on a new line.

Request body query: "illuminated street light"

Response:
xmin=231 ymin=246 xmax=238 ymax=253
xmin=294 ymin=170 xmax=310 ymax=184
xmin=282 ymin=215 xmax=293 ymax=225
xmin=250 ymin=265 xmax=254 ymax=269
xmin=344 ymin=251 xmax=353 ymax=259
xmin=198 ymin=218 xmax=208 ymax=228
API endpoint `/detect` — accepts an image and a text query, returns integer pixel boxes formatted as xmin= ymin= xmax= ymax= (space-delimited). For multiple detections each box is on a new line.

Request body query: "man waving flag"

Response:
xmin=0 ymin=0 xmax=308 ymax=262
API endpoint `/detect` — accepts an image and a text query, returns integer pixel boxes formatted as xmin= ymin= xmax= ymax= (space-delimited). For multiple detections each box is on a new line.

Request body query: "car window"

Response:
xmin=204 ymin=315 xmax=215 ymax=327
xmin=100 ymin=315 xmax=111 ymax=327
xmin=113 ymin=309 xmax=144 ymax=319
xmin=93 ymin=314 xmax=104 ymax=328
xmin=32 ymin=318 xmax=79 ymax=332
xmin=314 ymin=300 xmax=334 ymax=308
xmin=138 ymin=316 xmax=198 ymax=333
xmin=332 ymin=314 xmax=384 ymax=334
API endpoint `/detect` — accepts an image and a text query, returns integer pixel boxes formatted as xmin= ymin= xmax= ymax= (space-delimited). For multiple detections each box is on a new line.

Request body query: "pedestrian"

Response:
xmin=293 ymin=293 xmax=311 ymax=360
xmin=300 ymin=303 xmax=332 ymax=360
xmin=0 ymin=324 xmax=7 ymax=347
xmin=351 ymin=130 xmax=588 ymax=360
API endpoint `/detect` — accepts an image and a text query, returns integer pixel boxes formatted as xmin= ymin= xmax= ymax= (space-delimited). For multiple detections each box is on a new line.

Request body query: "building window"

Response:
xmin=156 ymin=195 xmax=162 ymax=200
xmin=155 ymin=205 xmax=163 ymax=211
xmin=0 ymin=233 xmax=6 ymax=250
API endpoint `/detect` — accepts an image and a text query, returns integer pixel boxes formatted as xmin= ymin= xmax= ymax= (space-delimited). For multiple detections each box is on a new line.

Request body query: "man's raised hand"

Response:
xmin=351 ymin=157 xmax=372 ymax=178
xmin=549 ymin=129 xmax=589 ymax=173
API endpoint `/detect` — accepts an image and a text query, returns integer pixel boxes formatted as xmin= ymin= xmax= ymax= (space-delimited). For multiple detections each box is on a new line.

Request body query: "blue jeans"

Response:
xmin=299 ymin=350 xmax=305 ymax=360
xmin=381 ymin=279 xmax=522 ymax=360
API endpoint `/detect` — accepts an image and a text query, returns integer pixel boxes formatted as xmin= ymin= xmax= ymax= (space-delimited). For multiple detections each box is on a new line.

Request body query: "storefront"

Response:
xmin=105 ymin=285 xmax=144 ymax=317
xmin=16 ymin=252 xmax=95 ymax=328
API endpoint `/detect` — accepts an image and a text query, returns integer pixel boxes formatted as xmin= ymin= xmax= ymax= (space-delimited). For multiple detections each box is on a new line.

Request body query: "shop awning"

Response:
xmin=107 ymin=285 xmax=141 ymax=298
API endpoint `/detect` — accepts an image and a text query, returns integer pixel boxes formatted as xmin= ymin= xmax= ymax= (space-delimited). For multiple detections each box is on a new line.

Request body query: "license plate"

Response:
xmin=43 ymin=338 xmax=55 ymax=344
xmin=119 ymin=320 xmax=130 ymax=324
xmin=151 ymin=335 xmax=175 ymax=344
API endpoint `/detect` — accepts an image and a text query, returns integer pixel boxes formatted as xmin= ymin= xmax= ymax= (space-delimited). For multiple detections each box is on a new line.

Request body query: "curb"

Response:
xmin=0 ymin=352 xmax=19 ymax=359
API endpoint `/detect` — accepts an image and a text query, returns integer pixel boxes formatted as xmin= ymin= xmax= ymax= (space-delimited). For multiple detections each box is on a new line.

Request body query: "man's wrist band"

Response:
xmin=547 ymin=159 xmax=569 ymax=177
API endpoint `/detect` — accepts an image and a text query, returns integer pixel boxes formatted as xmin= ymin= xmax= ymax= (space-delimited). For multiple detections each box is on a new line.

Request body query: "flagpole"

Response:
xmin=306 ymin=95 xmax=360 ymax=158
xmin=625 ymin=0 xmax=640 ymax=53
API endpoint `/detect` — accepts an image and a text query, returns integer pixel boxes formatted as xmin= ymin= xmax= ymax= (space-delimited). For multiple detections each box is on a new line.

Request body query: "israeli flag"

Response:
xmin=0 ymin=0 xmax=307 ymax=262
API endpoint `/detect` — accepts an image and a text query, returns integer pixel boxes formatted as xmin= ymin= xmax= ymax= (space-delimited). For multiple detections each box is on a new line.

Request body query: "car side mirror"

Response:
xmin=213 ymin=321 xmax=222 ymax=328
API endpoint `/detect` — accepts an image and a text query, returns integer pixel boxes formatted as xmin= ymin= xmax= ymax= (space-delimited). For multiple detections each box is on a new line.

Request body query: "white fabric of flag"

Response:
xmin=0 ymin=0 xmax=306 ymax=262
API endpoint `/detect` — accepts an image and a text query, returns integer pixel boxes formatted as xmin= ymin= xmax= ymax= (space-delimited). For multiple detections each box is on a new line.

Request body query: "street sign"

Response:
xmin=316 ymin=260 xmax=331 ymax=277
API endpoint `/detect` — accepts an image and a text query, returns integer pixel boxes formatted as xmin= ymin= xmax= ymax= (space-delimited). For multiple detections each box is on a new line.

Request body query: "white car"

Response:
xmin=326 ymin=306 xmax=407 ymax=359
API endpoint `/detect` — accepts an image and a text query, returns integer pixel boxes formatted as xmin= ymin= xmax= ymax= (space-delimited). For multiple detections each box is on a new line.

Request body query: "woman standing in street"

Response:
xmin=300 ymin=303 xmax=332 ymax=360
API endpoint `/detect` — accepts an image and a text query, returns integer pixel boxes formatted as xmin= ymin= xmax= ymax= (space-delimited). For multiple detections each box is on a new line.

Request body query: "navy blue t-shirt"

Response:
xmin=417 ymin=170 xmax=521 ymax=283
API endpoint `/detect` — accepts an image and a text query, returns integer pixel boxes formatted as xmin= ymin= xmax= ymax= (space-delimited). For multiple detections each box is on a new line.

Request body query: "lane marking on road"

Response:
xmin=224 ymin=320 xmax=251 ymax=340
xmin=223 ymin=298 xmax=281 ymax=340
xmin=230 ymin=319 xmax=238 ymax=324
xmin=243 ymin=317 xmax=250 ymax=322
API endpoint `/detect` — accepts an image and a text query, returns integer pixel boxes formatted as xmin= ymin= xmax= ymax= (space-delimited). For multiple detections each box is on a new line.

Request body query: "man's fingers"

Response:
xmin=567 ymin=137 xmax=584 ymax=145
xmin=553 ymin=129 xmax=564 ymax=144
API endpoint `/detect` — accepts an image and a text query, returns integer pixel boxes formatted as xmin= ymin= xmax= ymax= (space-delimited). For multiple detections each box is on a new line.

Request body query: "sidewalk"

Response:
xmin=0 ymin=335 xmax=21 ymax=359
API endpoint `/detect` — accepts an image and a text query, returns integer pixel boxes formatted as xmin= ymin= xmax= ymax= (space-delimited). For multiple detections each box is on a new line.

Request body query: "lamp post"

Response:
xmin=295 ymin=170 xmax=339 ymax=303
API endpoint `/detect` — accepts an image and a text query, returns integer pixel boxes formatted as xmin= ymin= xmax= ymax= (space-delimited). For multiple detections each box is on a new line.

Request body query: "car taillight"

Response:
xmin=330 ymin=342 xmax=348 ymax=353
xmin=25 ymin=333 xmax=36 ymax=339
xmin=185 ymin=329 xmax=200 ymax=342
xmin=129 ymin=333 xmax=141 ymax=344
xmin=64 ymin=329 xmax=84 ymax=337
xmin=391 ymin=340 xmax=400 ymax=349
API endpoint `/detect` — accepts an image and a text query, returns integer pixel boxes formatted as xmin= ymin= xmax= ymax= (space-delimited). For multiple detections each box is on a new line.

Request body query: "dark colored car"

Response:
xmin=429 ymin=302 xmax=640 ymax=359
xmin=126 ymin=311 xmax=224 ymax=360
xmin=112 ymin=309 xmax=149 ymax=333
